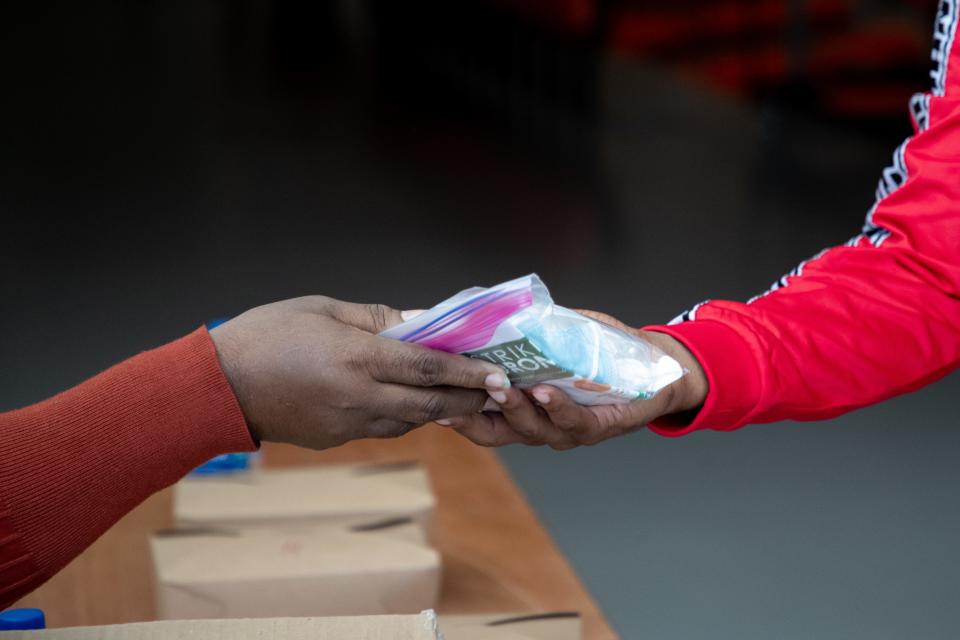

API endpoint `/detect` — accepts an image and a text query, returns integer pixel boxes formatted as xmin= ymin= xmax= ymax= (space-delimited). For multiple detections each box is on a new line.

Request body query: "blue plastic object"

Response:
xmin=205 ymin=317 xmax=230 ymax=330
xmin=0 ymin=608 xmax=46 ymax=630
xmin=191 ymin=452 xmax=251 ymax=476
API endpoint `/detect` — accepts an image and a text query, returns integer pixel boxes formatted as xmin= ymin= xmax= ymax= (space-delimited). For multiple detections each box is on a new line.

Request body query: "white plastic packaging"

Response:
xmin=381 ymin=274 xmax=685 ymax=405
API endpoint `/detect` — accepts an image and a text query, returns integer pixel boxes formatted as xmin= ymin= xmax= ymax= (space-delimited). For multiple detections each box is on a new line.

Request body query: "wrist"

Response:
xmin=640 ymin=330 xmax=708 ymax=414
xmin=208 ymin=323 xmax=263 ymax=443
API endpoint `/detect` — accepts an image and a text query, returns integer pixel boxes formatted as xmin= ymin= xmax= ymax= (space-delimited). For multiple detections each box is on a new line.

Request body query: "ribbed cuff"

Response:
xmin=0 ymin=328 xmax=254 ymax=601
xmin=0 ymin=501 xmax=44 ymax=608
xmin=643 ymin=320 xmax=762 ymax=436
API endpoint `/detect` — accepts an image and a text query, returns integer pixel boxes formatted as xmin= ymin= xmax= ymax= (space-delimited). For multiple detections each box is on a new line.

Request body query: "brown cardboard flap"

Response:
xmin=173 ymin=464 xmax=434 ymax=529
xmin=441 ymin=612 xmax=581 ymax=640
xmin=150 ymin=521 xmax=439 ymax=619
xmin=3 ymin=613 xmax=440 ymax=639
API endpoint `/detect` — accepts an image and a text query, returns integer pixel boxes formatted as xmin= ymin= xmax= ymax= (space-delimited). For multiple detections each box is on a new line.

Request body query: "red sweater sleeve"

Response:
xmin=0 ymin=328 xmax=256 ymax=607
xmin=646 ymin=6 xmax=960 ymax=436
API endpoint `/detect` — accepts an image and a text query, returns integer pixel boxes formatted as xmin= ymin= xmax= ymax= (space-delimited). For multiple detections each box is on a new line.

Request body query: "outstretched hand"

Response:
xmin=442 ymin=310 xmax=708 ymax=449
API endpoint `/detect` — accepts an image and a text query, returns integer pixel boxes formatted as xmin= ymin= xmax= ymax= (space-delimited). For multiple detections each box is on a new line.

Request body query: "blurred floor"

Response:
xmin=2 ymin=3 xmax=959 ymax=638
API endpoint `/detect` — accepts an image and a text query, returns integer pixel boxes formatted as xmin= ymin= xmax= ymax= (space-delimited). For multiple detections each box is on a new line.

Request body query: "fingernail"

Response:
xmin=484 ymin=372 xmax=510 ymax=390
xmin=489 ymin=390 xmax=507 ymax=404
xmin=401 ymin=309 xmax=426 ymax=322
xmin=435 ymin=419 xmax=452 ymax=426
xmin=533 ymin=390 xmax=551 ymax=405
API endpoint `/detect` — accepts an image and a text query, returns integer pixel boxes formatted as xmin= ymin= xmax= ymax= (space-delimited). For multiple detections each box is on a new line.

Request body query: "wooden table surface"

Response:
xmin=15 ymin=426 xmax=619 ymax=640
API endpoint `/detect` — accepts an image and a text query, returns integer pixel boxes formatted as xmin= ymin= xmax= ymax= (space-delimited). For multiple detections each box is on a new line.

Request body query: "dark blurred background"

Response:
xmin=3 ymin=1 xmax=960 ymax=638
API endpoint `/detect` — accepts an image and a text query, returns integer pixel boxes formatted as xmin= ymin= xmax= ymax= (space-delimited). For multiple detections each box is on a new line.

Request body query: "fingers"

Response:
xmin=445 ymin=413 xmax=535 ymax=448
xmin=447 ymin=383 xmax=657 ymax=450
xmin=528 ymin=385 xmax=608 ymax=445
xmin=487 ymin=387 xmax=577 ymax=450
xmin=317 ymin=298 xmax=511 ymax=391
xmin=365 ymin=418 xmax=421 ymax=439
xmin=367 ymin=339 xmax=510 ymax=392
xmin=374 ymin=384 xmax=488 ymax=424
xmin=533 ymin=385 xmax=654 ymax=445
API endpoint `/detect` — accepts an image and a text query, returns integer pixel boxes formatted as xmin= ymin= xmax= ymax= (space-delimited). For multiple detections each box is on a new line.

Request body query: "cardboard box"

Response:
xmin=1 ymin=613 xmax=440 ymax=639
xmin=173 ymin=462 xmax=434 ymax=531
xmin=150 ymin=519 xmax=440 ymax=620
xmin=441 ymin=612 xmax=582 ymax=640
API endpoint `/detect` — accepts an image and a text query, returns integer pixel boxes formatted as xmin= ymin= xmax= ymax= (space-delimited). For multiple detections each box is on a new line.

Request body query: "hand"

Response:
xmin=443 ymin=310 xmax=708 ymax=450
xmin=208 ymin=296 xmax=510 ymax=450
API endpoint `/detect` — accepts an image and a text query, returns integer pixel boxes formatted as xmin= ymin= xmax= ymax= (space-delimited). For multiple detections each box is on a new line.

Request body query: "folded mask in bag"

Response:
xmin=380 ymin=274 xmax=685 ymax=405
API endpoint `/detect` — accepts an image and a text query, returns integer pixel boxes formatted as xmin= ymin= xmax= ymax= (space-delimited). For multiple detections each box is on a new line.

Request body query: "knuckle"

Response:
xmin=467 ymin=391 xmax=489 ymax=413
xmin=410 ymin=352 xmax=444 ymax=386
xmin=612 ymin=408 xmax=646 ymax=431
xmin=552 ymin=416 xmax=582 ymax=432
xmin=451 ymin=391 xmax=488 ymax=417
xmin=302 ymin=295 xmax=333 ymax=313
xmin=394 ymin=421 xmax=418 ymax=436
xmin=414 ymin=393 xmax=449 ymax=422
xmin=471 ymin=433 xmax=498 ymax=447
xmin=370 ymin=419 xmax=417 ymax=438
xmin=506 ymin=419 xmax=539 ymax=438
xmin=366 ymin=304 xmax=392 ymax=333
xmin=457 ymin=427 xmax=495 ymax=448
xmin=458 ymin=358 xmax=489 ymax=387
xmin=541 ymin=402 xmax=566 ymax=418
xmin=573 ymin=430 xmax=602 ymax=446
xmin=345 ymin=346 xmax=371 ymax=372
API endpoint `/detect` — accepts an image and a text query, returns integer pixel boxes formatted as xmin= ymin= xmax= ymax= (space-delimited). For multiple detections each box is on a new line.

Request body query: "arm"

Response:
xmin=0 ymin=328 xmax=252 ymax=608
xmin=448 ymin=5 xmax=960 ymax=445
xmin=649 ymin=3 xmax=960 ymax=434
xmin=0 ymin=297 xmax=508 ymax=607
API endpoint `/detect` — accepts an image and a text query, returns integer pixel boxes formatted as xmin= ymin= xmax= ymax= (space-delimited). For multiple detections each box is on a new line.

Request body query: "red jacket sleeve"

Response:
xmin=0 ymin=328 xmax=255 ymax=607
xmin=647 ymin=6 xmax=960 ymax=436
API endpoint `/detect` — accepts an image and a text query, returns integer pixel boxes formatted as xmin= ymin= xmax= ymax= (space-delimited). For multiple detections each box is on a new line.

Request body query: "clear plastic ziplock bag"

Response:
xmin=380 ymin=274 xmax=685 ymax=405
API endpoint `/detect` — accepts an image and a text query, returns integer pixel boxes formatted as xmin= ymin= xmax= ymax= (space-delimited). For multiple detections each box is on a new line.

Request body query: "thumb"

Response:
xmin=401 ymin=309 xmax=426 ymax=322
xmin=327 ymin=301 xmax=406 ymax=334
